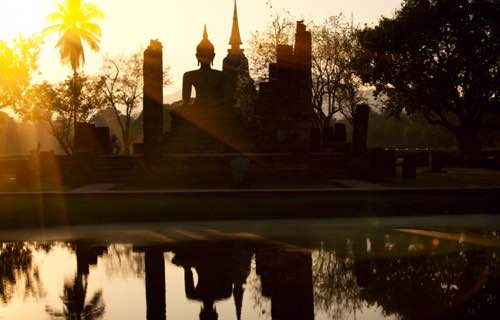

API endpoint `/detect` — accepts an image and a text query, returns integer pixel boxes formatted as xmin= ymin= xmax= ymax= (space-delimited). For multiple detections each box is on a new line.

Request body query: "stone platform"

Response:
xmin=164 ymin=105 xmax=256 ymax=154
xmin=141 ymin=152 xmax=350 ymax=187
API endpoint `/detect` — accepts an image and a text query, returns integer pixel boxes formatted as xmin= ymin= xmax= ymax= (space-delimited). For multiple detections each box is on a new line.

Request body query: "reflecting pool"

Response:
xmin=0 ymin=216 xmax=499 ymax=319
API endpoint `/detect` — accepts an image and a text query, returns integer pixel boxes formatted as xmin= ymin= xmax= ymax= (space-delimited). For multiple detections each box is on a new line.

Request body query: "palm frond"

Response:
xmin=80 ymin=31 xmax=100 ymax=51
xmin=83 ymin=4 xmax=104 ymax=20
xmin=46 ymin=12 xmax=64 ymax=23
xmin=80 ymin=22 xmax=102 ymax=38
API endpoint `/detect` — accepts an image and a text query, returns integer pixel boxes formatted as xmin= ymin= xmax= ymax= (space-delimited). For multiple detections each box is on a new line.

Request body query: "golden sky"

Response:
xmin=0 ymin=0 xmax=403 ymax=94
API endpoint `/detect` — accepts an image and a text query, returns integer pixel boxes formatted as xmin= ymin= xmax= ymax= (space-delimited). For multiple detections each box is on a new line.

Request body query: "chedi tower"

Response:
xmin=223 ymin=0 xmax=250 ymax=99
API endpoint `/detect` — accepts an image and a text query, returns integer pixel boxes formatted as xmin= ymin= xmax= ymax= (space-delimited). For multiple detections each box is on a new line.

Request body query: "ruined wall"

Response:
xmin=255 ymin=22 xmax=313 ymax=153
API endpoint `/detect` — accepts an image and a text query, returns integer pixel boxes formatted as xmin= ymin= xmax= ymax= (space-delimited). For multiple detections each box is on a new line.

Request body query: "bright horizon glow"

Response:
xmin=0 ymin=0 xmax=403 ymax=96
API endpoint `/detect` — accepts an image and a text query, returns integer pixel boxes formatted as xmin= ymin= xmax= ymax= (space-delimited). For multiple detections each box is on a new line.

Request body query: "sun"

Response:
xmin=0 ymin=1 xmax=51 ymax=41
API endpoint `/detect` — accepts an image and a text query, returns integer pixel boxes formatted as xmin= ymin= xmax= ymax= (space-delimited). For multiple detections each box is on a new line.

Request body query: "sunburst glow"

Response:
xmin=0 ymin=0 xmax=402 ymax=90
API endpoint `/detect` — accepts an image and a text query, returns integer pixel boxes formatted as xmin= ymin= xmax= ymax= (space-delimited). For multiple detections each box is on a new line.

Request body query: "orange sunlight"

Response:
xmin=1 ymin=0 xmax=403 ymax=92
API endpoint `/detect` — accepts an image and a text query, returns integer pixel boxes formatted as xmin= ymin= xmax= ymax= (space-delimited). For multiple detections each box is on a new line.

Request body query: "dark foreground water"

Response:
xmin=0 ymin=216 xmax=499 ymax=319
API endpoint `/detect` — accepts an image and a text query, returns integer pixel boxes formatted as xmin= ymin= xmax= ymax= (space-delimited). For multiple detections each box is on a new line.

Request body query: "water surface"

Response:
xmin=0 ymin=216 xmax=499 ymax=319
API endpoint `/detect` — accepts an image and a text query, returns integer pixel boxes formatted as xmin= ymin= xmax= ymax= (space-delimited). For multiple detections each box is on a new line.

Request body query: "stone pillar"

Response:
xmin=352 ymin=104 xmax=370 ymax=155
xmin=143 ymin=40 xmax=164 ymax=160
xmin=293 ymin=21 xmax=313 ymax=153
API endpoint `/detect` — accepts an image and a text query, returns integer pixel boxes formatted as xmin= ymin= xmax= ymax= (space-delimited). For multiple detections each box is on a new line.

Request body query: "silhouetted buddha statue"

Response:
xmin=182 ymin=25 xmax=231 ymax=108
xmin=165 ymin=26 xmax=255 ymax=154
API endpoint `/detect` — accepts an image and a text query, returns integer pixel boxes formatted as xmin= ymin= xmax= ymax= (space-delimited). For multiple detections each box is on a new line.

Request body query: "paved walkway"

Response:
xmin=39 ymin=185 xmax=500 ymax=195
xmin=2 ymin=182 xmax=500 ymax=196
xmin=70 ymin=184 xmax=117 ymax=193
xmin=329 ymin=179 xmax=390 ymax=190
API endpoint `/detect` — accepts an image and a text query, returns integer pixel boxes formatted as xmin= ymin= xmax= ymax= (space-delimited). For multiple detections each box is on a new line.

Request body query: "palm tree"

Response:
xmin=44 ymin=0 xmax=104 ymax=75
xmin=44 ymin=0 xmax=104 ymax=141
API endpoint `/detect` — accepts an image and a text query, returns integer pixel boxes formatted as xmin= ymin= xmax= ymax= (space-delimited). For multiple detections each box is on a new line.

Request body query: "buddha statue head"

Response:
xmin=196 ymin=25 xmax=216 ymax=66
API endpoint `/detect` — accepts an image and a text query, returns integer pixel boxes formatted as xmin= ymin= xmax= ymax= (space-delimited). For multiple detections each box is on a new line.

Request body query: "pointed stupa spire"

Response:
xmin=229 ymin=0 xmax=243 ymax=49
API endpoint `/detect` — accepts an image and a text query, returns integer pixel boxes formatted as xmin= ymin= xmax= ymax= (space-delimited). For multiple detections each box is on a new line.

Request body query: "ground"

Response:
xmin=381 ymin=167 xmax=500 ymax=188
xmin=112 ymin=166 xmax=500 ymax=190
xmin=2 ymin=166 xmax=500 ymax=192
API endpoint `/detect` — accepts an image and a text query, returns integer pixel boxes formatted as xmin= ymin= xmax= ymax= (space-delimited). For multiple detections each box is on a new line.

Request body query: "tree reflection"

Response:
xmin=248 ymin=233 xmax=500 ymax=320
xmin=46 ymin=274 xmax=105 ymax=320
xmin=46 ymin=243 xmax=106 ymax=320
xmin=356 ymin=236 xmax=500 ymax=319
xmin=312 ymin=242 xmax=363 ymax=319
xmin=0 ymin=242 xmax=44 ymax=304
xmin=102 ymin=244 xmax=145 ymax=278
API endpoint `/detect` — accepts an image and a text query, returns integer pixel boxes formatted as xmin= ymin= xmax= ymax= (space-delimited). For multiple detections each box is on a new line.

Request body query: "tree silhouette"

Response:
xmin=0 ymin=35 xmax=41 ymax=110
xmin=44 ymin=0 xmax=104 ymax=74
xmin=248 ymin=11 xmax=366 ymax=131
xmin=21 ymin=75 xmax=105 ymax=155
xmin=97 ymin=52 xmax=172 ymax=154
xmin=43 ymin=0 xmax=104 ymax=133
xmin=355 ymin=0 xmax=500 ymax=158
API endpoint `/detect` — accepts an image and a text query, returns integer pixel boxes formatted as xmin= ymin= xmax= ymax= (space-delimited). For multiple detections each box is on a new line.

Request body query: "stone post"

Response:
xmin=383 ymin=149 xmax=397 ymax=177
xmin=352 ymin=104 xmax=370 ymax=155
xmin=402 ymin=154 xmax=417 ymax=179
xmin=143 ymin=40 xmax=164 ymax=160
xmin=323 ymin=126 xmax=334 ymax=145
xmin=334 ymin=123 xmax=347 ymax=143
xmin=311 ymin=128 xmax=321 ymax=151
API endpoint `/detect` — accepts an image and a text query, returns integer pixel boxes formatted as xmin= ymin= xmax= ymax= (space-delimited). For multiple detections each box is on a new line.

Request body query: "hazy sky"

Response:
xmin=0 ymin=0 xmax=403 ymax=93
